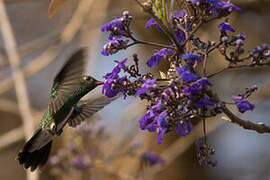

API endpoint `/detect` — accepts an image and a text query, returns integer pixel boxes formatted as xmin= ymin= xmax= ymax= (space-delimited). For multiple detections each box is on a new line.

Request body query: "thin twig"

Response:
xmin=0 ymin=127 xmax=24 ymax=152
xmin=222 ymin=106 xmax=270 ymax=133
xmin=136 ymin=39 xmax=176 ymax=49
xmin=0 ymin=30 xmax=60 ymax=69
xmin=133 ymin=0 xmax=183 ymax=53
xmin=0 ymin=0 xmax=92 ymax=95
xmin=0 ymin=98 xmax=41 ymax=115
xmin=0 ymin=1 xmax=38 ymax=180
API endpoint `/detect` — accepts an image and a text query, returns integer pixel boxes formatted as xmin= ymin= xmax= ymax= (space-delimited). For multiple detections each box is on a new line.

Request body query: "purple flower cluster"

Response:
xmin=100 ymin=1 xmax=270 ymax=167
xmin=49 ymin=123 xmax=108 ymax=174
xmin=195 ymin=139 xmax=217 ymax=167
xmin=189 ymin=0 xmax=241 ymax=16
xmin=102 ymin=59 xmax=128 ymax=98
xmin=139 ymin=100 xmax=168 ymax=144
xmin=101 ymin=11 xmax=133 ymax=56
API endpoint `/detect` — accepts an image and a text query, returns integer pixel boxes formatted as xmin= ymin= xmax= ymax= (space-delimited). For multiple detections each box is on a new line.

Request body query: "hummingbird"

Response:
xmin=17 ymin=48 xmax=114 ymax=171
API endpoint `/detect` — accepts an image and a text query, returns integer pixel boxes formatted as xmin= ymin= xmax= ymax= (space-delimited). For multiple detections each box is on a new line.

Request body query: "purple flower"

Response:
xmin=139 ymin=101 xmax=168 ymax=144
xmin=145 ymin=18 xmax=162 ymax=31
xmin=190 ymin=0 xmax=200 ymax=3
xmin=190 ymin=0 xmax=241 ymax=15
xmin=156 ymin=110 xmax=168 ymax=144
xmin=232 ymin=95 xmax=254 ymax=113
xmin=139 ymin=111 xmax=155 ymax=131
xmin=102 ymin=74 xmax=121 ymax=98
xmin=135 ymin=78 xmax=156 ymax=96
xmin=101 ymin=11 xmax=132 ymax=36
xmin=174 ymin=29 xmax=186 ymax=43
xmin=220 ymin=0 xmax=242 ymax=12
xmin=176 ymin=66 xmax=197 ymax=82
xmin=191 ymin=77 xmax=212 ymax=88
xmin=112 ymin=58 xmax=128 ymax=74
xmin=182 ymin=53 xmax=203 ymax=65
xmin=101 ymin=36 xmax=128 ymax=56
xmin=183 ymin=78 xmax=212 ymax=95
xmin=101 ymin=18 xmax=125 ymax=33
xmin=139 ymin=100 xmax=163 ymax=131
xmin=72 ymin=156 xmax=90 ymax=171
xmin=173 ymin=10 xmax=187 ymax=19
xmin=141 ymin=152 xmax=164 ymax=165
xmin=147 ymin=48 xmax=174 ymax=67
xmin=218 ymin=21 xmax=235 ymax=32
xmin=102 ymin=59 xmax=127 ymax=97
xmin=196 ymin=96 xmax=215 ymax=108
xmin=176 ymin=120 xmax=193 ymax=136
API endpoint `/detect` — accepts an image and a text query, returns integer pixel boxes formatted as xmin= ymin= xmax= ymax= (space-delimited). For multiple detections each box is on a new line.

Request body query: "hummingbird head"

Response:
xmin=80 ymin=75 xmax=104 ymax=89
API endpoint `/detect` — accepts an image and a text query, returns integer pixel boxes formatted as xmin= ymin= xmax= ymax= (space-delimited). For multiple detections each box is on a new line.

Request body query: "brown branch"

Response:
xmin=222 ymin=106 xmax=270 ymax=133
xmin=0 ymin=1 xmax=38 ymax=179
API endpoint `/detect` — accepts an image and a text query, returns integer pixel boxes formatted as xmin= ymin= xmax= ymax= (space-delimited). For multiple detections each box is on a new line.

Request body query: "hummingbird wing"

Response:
xmin=49 ymin=48 xmax=86 ymax=114
xmin=68 ymin=95 xmax=119 ymax=127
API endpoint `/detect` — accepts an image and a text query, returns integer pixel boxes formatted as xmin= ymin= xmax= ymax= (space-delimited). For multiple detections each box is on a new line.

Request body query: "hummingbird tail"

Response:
xmin=17 ymin=128 xmax=54 ymax=171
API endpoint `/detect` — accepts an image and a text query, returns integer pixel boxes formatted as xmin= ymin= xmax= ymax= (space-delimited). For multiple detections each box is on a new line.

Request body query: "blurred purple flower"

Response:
xmin=141 ymin=152 xmax=164 ymax=166
xmin=68 ymin=142 xmax=77 ymax=154
xmin=49 ymin=155 xmax=60 ymax=166
xmin=72 ymin=156 xmax=90 ymax=171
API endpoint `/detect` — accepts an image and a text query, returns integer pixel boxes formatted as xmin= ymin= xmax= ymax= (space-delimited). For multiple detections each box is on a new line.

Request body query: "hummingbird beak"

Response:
xmin=95 ymin=81 xmax=104 ymax=85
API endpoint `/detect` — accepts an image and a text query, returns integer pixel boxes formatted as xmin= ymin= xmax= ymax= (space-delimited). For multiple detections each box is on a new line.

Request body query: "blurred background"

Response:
xmin=0 ymin=0 xmax=270 ymax=179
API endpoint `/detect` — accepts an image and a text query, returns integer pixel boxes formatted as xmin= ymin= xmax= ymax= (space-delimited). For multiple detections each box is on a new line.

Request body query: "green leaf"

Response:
xmin=151 ymin=0 xmax=168 ymax=27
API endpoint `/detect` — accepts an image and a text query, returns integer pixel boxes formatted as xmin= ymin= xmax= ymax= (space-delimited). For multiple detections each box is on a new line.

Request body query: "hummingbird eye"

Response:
xmin=83 ymin=76 xmax=91 ymax=81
